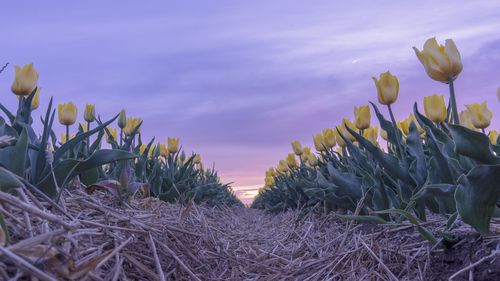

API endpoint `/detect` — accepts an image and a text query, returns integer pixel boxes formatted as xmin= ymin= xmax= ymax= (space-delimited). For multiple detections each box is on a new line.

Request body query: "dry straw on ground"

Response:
xmin=0 ymin=185 xmax=499 ymax=280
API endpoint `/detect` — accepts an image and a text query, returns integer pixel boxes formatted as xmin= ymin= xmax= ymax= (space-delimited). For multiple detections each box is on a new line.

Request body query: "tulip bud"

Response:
xmin=106 ymin=128 xmax=117 ymax=143
xmin=313 ymin=133 xmax=326 ymax=152
xmin=60 ymin=133 xmax=75 ymax=144
xmin=341 ymin=119 xmax=357 ymax=142
xmin=79 ymin=123 xmax=88 ymax=132
xmin=159 ymin=144 xmax=168 ymax=157
xmin=363 ymin=127 xmax=378 ymax=145
xmin=11 ymin=64 xmax=39 ymax=96
xmin=354 ymin=105 xmax=371 ymax=130
xmin=139 ymin=144 xmax=147 ymax=155
xmin=322 ymin=128 xmax=336 ymax=148
xmin=413 ymin=37 xmax=462 ymax=83
xmin=291 ymin=141 xmax=303 ymax=155
xmin=58 ymin=102 xmax=78 ymax=126
xmin=307 ymin=154 xmax=318 ymax=167
xmin=167 ymin=137 xmax=180 ymax=154
xmin=423 ymin=94 xmax=447 ymax=123
xmin=286 ymin=153 xmax=298 ymax=168
xmin=84 ymin=104 xmax=96 ymax=122
xmin=466 ymin=102 xmax=493 ymax=129
xmin=193 ymin=154 xmax=201 ymax=164
xmin=265 ymin=176 xmax=275 ymax=187
xmin=118 ymin=109 xmax=127 ymax=129
xmin=123 ymin=117 xmax=142 ymax=136
xmin=277 ymin=160 xmax=289 ymax=173
xmin=489 ymin=130 xmax=499 ymax=144
xmin=380 ymin=129 xmax=388 ymax=141
xmin=373 ymin=71 xmax=399 ymax=105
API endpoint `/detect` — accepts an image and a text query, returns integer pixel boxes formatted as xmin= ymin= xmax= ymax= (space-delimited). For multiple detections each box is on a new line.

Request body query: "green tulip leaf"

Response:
xmin=449 ymin=124 xmax=500 ymax=165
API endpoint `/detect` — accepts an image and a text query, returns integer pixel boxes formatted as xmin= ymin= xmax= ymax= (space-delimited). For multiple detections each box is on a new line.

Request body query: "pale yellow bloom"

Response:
xmin=159 ymin=144 xmax=168 ymax=157
xmin=313 ymin=133 xmax=326 ymax=152
xmin=123 ymin=117 xmax=142 ymax=136
xmin=459 ymin=110 xmax=478 ymax=131
xmin=363 ymin=127 xmax=378 ymax=145
xmin=265 ymin=176 xmax=275 ymax=187
xmin=307 ymin=153 xmax=318 ymax=167
xmin=466 ymin=102 xmax=493 ymax=129
xmin=193 ymin=154 xmax=201 ymax=164
xmin=84 ymin=104 xmax=96 ymax=122
xmin=265 ymin=168 xmax=276 ymax=178
xmin=286 ymin=153 xmax=298 ymax=168
xmin=277 ymin=160 xmax=289 ymax=173
xmin=354 ymin=105 xmax=371 ymax=130
xmin=398 ymin=115 xmax=424 ymax=136
xmin=490 ymin=130 xmax=499 ymax=144
xmin=79 ymin=123 xmax=88 ymax=132
xmin=167 ymin=137 xmax=180 ymax=154
xmin=380 ymin=129 xmax=388 ymax=141
xmin=322 ymin=128 xmax=336 ymax=148
xmin=339 ymin=119 xmax=357 ymax=142
xmin=106 ymin=128 xmax=117 ymax=143
xmin=291 ymin=141 xmax=303 ymax=155
xmin=11 ymin=64 xmax=39 ymax=96
xmin=58 ymin=102 xmax=77 ymax=126
xmin=373 ymin=71 xmax=399 ymax=105
xmin=424 ymin=94 xmax=447 ymax=123
xmin=60 ymin=133 xmax=76 ymax=144
xmin=413 ymin=37 xmax=462 ymax=83
xmin=17 ymin=87 xmax=41 ymax=109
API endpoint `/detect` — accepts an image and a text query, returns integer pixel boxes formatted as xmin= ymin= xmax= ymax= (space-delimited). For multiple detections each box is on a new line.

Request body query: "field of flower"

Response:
xmin=0 ymin=36 xmax=499 ymax=280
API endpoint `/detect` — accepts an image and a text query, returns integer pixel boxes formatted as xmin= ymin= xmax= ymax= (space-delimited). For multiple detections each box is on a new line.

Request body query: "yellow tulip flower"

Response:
xmin=466 ymin=102 xmax=493 ymax=129
xmin=167 ymin=137 xmax=180 ymax=154
xmin=286 ymin=153 xmax=298 ymax=168
xmin=291 ymin=140 xmax=303 ymax=155
xmin=313 ymin=133 xmax=326 ymax=152
xmin=84 ymin=104 xmax=96 ymax=122
xmin=58 ymin=102 xmax=78 ymax=126
xmin=307 ymin=153 xmax=318 ymax=167
xmin=17 ymin=87 xmax=41 ymax=109
xmin=423 ymin=94 xmax=447 ymax=123
xmin=380 ymin=129 xmax=388 ymax=141
xmin=398 ymin=115 xmax=424 ymax=136
xmin=123 ymin=117 xmax=142 ymax=136
xmin=265 ymin=168 xmax=276 ymax=178
xmin=413 ymin=37 xmax=462 ymax=83
xmin=11 ymin=64 xmax=39 ymax=96
xmin=193 ymin=154 xmax=201 ymax=164
xmin=373 ymin=71 xmax=399 ymax=105
xmin=265 ymin=176 xmax=275 ymax=187
xmin=322 ymin=128 xmax=336 ymax=148
xmin=354 ymin=105 xmax=371 ymax=130
xmin=106 ymin=128 xmax=117 ymax=143
xmin=363 ymin=127 xmax=378 ymax=145
xmin=159 ymin=144 xmax=168 ymax=157
xmin=459 ymin=110 xmax=477 ymax=131
xmin=60 ymin=133 xmax=75 ymax=144
xmin=339 ymin=119 xmax=357 ymax=142
xmin=490 ymin=130 xmax=499 ymax=144
xmin=79 ymin=123 xmax=88 ymax=132
xmin=277 ymin=160 xmax=289 ymax=173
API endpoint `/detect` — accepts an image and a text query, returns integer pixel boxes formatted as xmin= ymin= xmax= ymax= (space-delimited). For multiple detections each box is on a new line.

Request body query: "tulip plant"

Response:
xmin=252 ymin=37 xmax=500 ymax=244
xmin=0 ymin=63 xmax=242 ymax=208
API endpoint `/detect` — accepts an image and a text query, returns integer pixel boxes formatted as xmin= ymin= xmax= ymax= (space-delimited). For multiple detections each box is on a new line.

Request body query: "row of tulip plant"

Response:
xmin=252 ymin=37 xmax=500 ymax=242
xmin=0 ymin=64 xmax=242 ymax=208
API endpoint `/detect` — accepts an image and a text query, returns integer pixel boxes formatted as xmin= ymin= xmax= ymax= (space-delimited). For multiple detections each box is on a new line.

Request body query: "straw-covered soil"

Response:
xmin=0 ymin=185 xmax=499 ymax=280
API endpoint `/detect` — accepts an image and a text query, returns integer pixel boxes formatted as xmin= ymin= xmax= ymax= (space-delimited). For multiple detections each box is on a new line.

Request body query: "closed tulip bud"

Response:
xmin=167 ymin=137 xmax=180 ymax=154
xmin=354 ymin=105 xmax=371 ymax=130
xmin=265 ymin=176 xmax=275 ymax=187
xmin=58 ymin=102 xmax=78 ymax=126
xmin=159 ymin=144 xmax=168 ymax=157
xmin=322 ymin=128 xmax=336 ymax=148
xmin=466 ymin=102 xmax=493 ymax=129
xmin=118 ymin=109 xmax=127 ymax=129
xmin=300 ymin=152 xmax=309 ymax=162
xmin=291 ymin=141 xmax=303 ymax=155
xmin=399 ymin=115 xmax=424 ymax=136
xmin=307 ymin=154 xmax=318 ymax=167
xmin=31 ymin=87 xmax=41 ymax=110
xmin=139 ymin=144 xmax=147 ymax=155
xmin=373 ymin=71 xmax=399 ymax=105
xmin=60 ymin=133 xmax=75 ymax=144
xmin=424 ymin=94 xmax=447 ymax=123
xmin=303 ymin=147 xmax=311 ymax=155
xmin=11 ymin=64 xmax=39 ymax=96
xmin=106 ymin=128 xmax=117 ymax=143
xmin=313 ymin=133 xmax=326 ymax=152
xmin=489 ymin=130 xmax=499 ymax=144
xmin=413 ymin=37 xmax=462 ymax=83
xmin=277 ymin=160 xmax=289 ymax=173
xmin=265 ymin=168 xmax=276 ymax=178
xmin=84 ymin=104 xmax=96 ymax=122
xmin=363 ymin=127 xmax=378 ymax=145
xmin=193 ymin=154 xmax=201 ymax=164
xmin=286 ymin=153 xmax=298 ymax=168
xmin=123 ymin=117 xmax=142 ymax=136
xmin=79 ymin=123 xmax=88 ymax=132
xmin=380 ymin=129 xmax=388 ymax=141
xmin=198 ymin=162 xmax=204 ymax=171
xmin=341 ymin=119 xmax=357 ymax=142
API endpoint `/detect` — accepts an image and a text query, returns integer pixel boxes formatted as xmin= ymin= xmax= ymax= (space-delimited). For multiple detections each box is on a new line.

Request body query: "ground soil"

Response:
xmin=1 ymin=188 xmax=499 ymax=280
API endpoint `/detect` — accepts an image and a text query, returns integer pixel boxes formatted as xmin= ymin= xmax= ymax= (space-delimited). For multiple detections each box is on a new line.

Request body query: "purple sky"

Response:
xmin=1 ymin=1 xmax=500 ymax=203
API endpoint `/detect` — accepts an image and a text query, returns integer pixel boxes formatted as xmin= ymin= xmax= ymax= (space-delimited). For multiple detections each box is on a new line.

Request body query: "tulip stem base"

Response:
xmin=449 ymin=79 xmax=459 ymax=125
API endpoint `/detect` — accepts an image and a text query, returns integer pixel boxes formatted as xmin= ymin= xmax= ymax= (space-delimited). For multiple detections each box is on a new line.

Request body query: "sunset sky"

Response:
xmin=1 ymin=1 xmax=500 ymax=204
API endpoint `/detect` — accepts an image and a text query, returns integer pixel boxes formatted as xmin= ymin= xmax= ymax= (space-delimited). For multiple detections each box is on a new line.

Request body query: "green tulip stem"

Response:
xmin=87 ymin=121 xmax=91 ymax=152
xmin=387 ymin=104 xmax=404 ymax=158
xmin=66 ymin=125 xmax=69 ymax=143
xmin=448 ymin=79 xmax=459 ymax=125
xmin=120 ymin=129 xmax=123 ymax=147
